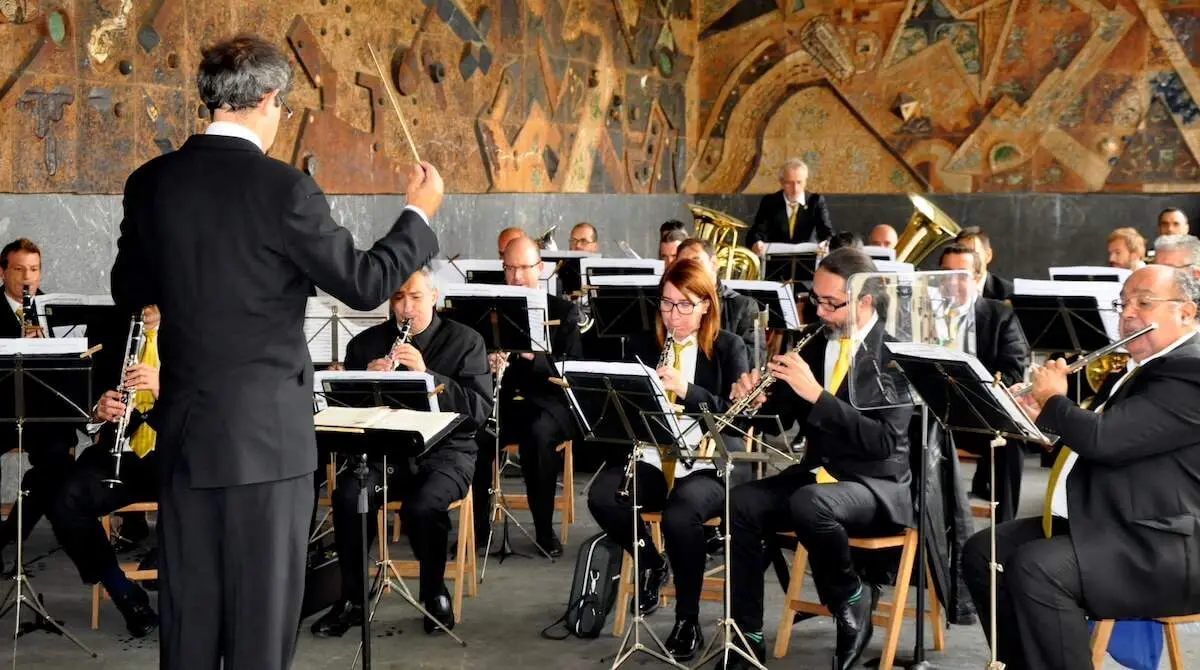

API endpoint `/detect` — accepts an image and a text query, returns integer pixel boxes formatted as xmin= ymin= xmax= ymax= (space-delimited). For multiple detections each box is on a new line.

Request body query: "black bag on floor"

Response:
xmin=541 ymin=532 xmax=623 ymax=640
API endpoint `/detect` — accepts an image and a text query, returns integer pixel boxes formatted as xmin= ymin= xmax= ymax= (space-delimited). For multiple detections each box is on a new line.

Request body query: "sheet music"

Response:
xmin=37 ymin=293 xmax=115 ymax=306
xmin=542 ymin=251 xmax=601 ymax=260
xmin=723 ymin=280 xmax=802 ymax=329
xmin=885 ymin=342 xmax=1050 ymax=443
xmin=763 ymin=242 xmax=820 ymax=256
xmin=0 ymin=337 xmax=90 ymax=355
xmin=862 ymin=246 xmax=897 ymax=261
xmin=873 ymin=261 xmax=916 ymax=274
xmin=314 ymin=406 xmax=459 ymax=444
xmin=586 ymin=275 xmax=661 ymax=288
xmin=579 ymin=258 xmax=663 ymax=279
xmin=440 ymin=258 xmax=557 ymax=294
xmin=312 ymin=371 xmax=440 ymax=412
xmin=1049 ymin=266 xmax=1131 ymax=283
xmin=555 ymin=360 xmax=685 ymax=438
xmin=304 ymin=297 xmax=388 ymax=364
xmin=1013 ymin=279 xmax=1121 ymax=340
xmin=430 ymin=257 xmax=469 ymax=285
xmin=438 ymin=284 xmax=550 ymax=352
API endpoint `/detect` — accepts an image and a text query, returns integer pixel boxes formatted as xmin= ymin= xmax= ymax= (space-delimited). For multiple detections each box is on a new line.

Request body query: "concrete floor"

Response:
xmin=0 ymin=454 xmax=1196 ymax=669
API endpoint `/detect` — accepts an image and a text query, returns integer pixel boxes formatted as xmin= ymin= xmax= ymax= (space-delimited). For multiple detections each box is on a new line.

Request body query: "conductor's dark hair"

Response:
xmin=0 ymin=238 xmax=40 ymax=270
xmin=660 ymin=219 xmax=687 ymax=236
xmin=198 ymin=34 xmax=294 ymax=113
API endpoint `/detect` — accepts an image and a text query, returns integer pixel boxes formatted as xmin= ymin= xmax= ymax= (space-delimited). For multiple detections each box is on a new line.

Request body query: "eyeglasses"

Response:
xmin=278 ymin=94 xmax=293 ymax=120
xmin=810 ymin=294 xmax=849 ymax=310
xmin=570 ymin=238 xmax=594 ymax=245
xmin=659 ymin=298 xmax=704 ymax=315
xmin=1112 ymin=296 xmax=1189 ymax=312
xmin=503 ymin=263 xmax=539 ymax=273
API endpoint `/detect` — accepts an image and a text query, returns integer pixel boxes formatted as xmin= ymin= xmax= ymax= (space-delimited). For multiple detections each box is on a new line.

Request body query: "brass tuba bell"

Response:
xmin=687 ymin=204 xmax=761 ymax=280
xmin=894 ymin=194 xmax=963 ymax=266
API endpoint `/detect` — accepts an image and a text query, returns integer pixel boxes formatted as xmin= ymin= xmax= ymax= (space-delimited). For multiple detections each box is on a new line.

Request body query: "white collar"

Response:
xmin=204 ymin=121 xmax=265 ymax=152
xmin=837 ymin=311 xmax=878 ymax=345
xmin=1127 ymin=330 xmax=1197 ymax=371
xmin=785 ymin=192 xmax=807 ymax=208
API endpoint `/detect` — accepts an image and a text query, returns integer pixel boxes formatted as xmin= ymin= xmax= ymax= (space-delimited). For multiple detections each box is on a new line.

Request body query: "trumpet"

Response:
xmin=103 ymin=313 xmax=147 ymax=488
xmin=616 ymin=334 xmax=675 ymax=500
xmin=536 ymin=225 xmax=558 ymax=251
xmin=1011 ymin=323 xmax=1157 ymax=398
xmin=387 ymin=318 xmax=414 ymax=370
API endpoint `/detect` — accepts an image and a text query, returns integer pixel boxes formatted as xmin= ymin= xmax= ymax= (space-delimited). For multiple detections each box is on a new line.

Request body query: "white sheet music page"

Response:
xmin=0 ymin=337 xmax=89 ymax=355
xmin=763 ymin=243 xmax=820 ymax=256
xmin=1013 ymin=279 xmax=1121 ymax=341
xmin=314 ymin=406 xmax=459 ymax=443
xmin=304 ymin=297 xmax=387 ymax=364
xmin=439 ymin=284 xmax=550 ymax=352
xmin=1048 ymin=266 xmax=1131 ymax=283
xmin=723 ymin=280 xmax=802 ymax=329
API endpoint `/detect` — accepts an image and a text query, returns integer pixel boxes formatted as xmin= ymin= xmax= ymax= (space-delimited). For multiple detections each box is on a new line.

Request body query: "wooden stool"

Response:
xmin=611 ymin=513 xmax=723 ymax=636
xmin=490 ymin=441 xmax=576 ymax=543
xmin=773 ymin=527 xmax=945 ymax=669
xmin=1091 ymin=613 xmax=1200 ymax=669
xmin=378 ymin=488 xmax=477 ymax=622
xmin=91 ymin=502 xmax=159 ymax=630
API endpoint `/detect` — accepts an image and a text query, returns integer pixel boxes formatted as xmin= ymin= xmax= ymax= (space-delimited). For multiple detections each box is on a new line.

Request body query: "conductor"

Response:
xmin=110 ymin=34 xmax=443 ymax=670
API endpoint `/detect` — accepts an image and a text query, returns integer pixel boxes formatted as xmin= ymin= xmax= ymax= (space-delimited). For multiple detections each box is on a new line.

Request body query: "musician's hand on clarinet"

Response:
xmin=391 ymin=343 xmax=426 ymax=372
xmin=656 ymin=366 xmax=688 ymax=398
xmin=731 ymin=370 xmax=768 ymax=407
xmin=95 ymin=390 xmax=126 ymax=423
xmin=22 ymin=325 xmax=43 ymax=339
xmin=1029 ymin=358 xmax=1069 ymax=406
xmin=770 ymin=351 xmax=822 ymax=404
xmin=366 ymin=358 xmax=393 ymax=372
xmin=124 ymin=363 xmax=160 ymax=399
xmin=488 ymin=352 xmax=509 ymax=375
xmin=406 ymin=161 xmax=445 ymax=218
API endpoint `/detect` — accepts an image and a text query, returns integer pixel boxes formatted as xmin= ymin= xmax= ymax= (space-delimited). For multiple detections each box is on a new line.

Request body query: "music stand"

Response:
xmin=304 ymin=297 xmax=387 ymax=367
xmin=1010 ymin=287 xmax=1116 ymax=404
xmin=438 ymin=287 xmax=555 ymax=570
xmin=762 ymin=243 xmax=820 ymax=288
xmin=586 ymin=278 xmax=661 ymax=362
xmin=887 ymin=343 xmax=1054 ymax=670
xmin=556 ymin=360 xmax=690 ymax=670
xmin=314 ymin=406 xmax=467 ymax=670
xmin=541 ymin=251 xmax=600 ymax=298
xmin=0 ymin=339 xmax=96 ymax=660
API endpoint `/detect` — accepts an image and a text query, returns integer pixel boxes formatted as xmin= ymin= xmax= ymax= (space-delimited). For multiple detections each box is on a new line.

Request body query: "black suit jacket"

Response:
xmin=628 ymin=329 xmax=749 ymax=416
xmin=344 ymin=316 xmax=491 ymax=480
xmin=0 ymin=287 xmax=45 ymax=339
xmin=981 ymin=273 xmax=1014 ymax=303
xmin=746 ymin=191 xmax=834 ymax=247
xmin=971 ymin=298 xmax=1029 ymax=387
xmin=719 ymin=284 xmax=758 ymax=361
xmin=1036 ymin=335 xmax=1200 ymax=618
xmin=759 ymin=321 xmax=914 ymax=527
xmin=499 ymin=293 xmax=583 ymax=433
xmin=111 ymin=133 xmax=439 ymax=488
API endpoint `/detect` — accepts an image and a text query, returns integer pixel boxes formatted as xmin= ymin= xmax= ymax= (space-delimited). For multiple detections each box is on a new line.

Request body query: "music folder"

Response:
xmin=314 ymin=406 xmax=464 ymax=461
xmin=313 ymin=371 xmax=441 ymax=413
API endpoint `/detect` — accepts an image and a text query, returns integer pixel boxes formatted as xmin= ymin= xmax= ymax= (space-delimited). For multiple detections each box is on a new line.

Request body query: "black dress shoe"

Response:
xmin=636 ymin=557 xmax=670 ymax=616
xmin=715 ymin=635 xmax=766 ymax=670
xmin=111 ymin=584 xmax=157 ymax=638
xmin=310 ymin=600 xmax=363 ymax=638
xmin=665 ymin=618 xmax=704 ymax=661
xmin=833 ymin=584 xmax=879 ymax=670
xmin=537 ymin=532 xmax=564 ymax=558
xmin=423 ymin=592 xmax=455 ymax=634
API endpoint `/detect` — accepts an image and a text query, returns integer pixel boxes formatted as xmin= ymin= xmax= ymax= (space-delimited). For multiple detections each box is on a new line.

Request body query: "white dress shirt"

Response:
xmin=639 ymin=334 xmax=716 ymax=478
xmin=1051 ymin=330 xmax=1198 ymax=519
xmin=823 ymin=312 xmax=877 ymax=391
xmin=4 ymin=292 xmax=48 ymax=335
xmin=784 ymin=192 xmax=808 ymax=223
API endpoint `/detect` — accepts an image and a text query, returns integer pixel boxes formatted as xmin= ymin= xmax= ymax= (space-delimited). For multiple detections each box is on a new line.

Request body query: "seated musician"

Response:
xmin=746 ymin=158 xmax=833 ymax=256
xmin=1158 ymin=207 xmax=1189 ymax=237
xmin=963 ymin=264 xmax=1200 ymax=670
xmin=660 ymin=228 xmax=688 ymax=266
xmin=868 ymin=224 xmax=898 ymax=249
xmin=569 ymin=222 xmax=600 ymax=253
xmin=587 ymin=259 xmax=748 ymax=661
xmin=674 ymin=239 xmax=758 ymax=360
xmin=955 ymin=227 xmax=1013 ymax=302
xmin=497 ymin=227 xmax=526 ymax=257
xmin=724 ymin=247 xmax=913 ymax=670
xmin=310 ymin=267 xmax=491 ymax=637
xmin=473 ymin=237 xmax=582 ymax=557
xmin=1154 ymin=234 xmax=1200 ymax=281
xmin=0 ymin=238 xmax=79 ymax=557
xmin=940 ymin=244 xmax=1030 ymax=522
xmin=1107 ymin=226 xmax=1147 ymax=271
xmin=44 ymin=305 xmax=162 ymax=638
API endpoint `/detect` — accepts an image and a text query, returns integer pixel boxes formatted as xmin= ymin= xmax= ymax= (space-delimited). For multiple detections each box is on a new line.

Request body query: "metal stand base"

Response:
xmin=351 ymin=560 xmax=466 ymax=669
xmin=480 ymin=449 xmax=553 ymax=582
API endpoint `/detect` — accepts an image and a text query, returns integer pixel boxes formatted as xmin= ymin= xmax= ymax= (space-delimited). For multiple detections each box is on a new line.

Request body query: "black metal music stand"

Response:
xmin=41 ymin=303 xmax=118 ymax=340
xmin=0 ymin=345 xmax=95 ymax=659
xmin=1010 ymin=293 xmax=1112 ymax=405
xmin=315 ymin=409 xmax=466 ymax=670
xmin=557 ymin=362 xmax=690 ymax=670
xmin=541 ymin=251 xmax=598 ymax=298
xmin=888 ymin=348 xmax=1054 ymax=670
xmin=439 ymin=293 xmax=556 ymax=569
xmin=763 ymin=250 xmax=819 ymax=288
xmin=464 ymin=269 xmax=506 ymax=286
xmin=586 ymin=284 xmax=660 ymax=362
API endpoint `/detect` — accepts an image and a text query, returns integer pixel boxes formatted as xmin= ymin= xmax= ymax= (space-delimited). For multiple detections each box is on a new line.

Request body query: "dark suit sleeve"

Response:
xmin=428 ymin=334 xmax=492 ymax=433
xmin=805 ymin=391 xmax=910 ymax=461
xmin=812 ymin=194 xmax=834 ymax=242
xmin=111 ymin=170 xmax=160 ymax=312
xmin=746 ymin=195 xmax=773 ymax=248
xmin=732 ymin=296 xmax=757 ymax=359
xmin=280 ymin=176 xmax=438 ymax=311
xmin=681 ymin=335 xmax=749 ymax=414
xmin=993 ymin=307 xmax=1030 ymax=387
xmin=344 ymin=331 xmax=373 ymax=371
xmin=1037 ymin=367 xmax=1200 ymax=465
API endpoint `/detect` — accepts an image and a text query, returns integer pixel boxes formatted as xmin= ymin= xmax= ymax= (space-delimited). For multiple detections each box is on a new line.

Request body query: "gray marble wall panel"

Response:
xmin=2 ymin=192 xmax=1199 ymax=292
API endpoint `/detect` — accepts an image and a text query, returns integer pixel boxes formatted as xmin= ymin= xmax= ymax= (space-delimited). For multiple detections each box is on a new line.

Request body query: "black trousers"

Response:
xmin=963 ymin=516 xmax=1091 ymax=670
xmin=45 ymin=445 xmax=158 ymax=585
xmin=473 ymin=401 xmax=571 ymax=539
xmin=0 ymin=427 xmax=77 ymax=548
xmin=158 ymin=466 xmax=312 ymax=670
xmin=964 ymin=436 xmax=1024 ymax=524
xmin=729 ymin=465 xmax=890 ymax=632
xmin=588 ymin=462 xmax=724 ymax=620
xmin=332 ymin=463 xmax=468 ymax=603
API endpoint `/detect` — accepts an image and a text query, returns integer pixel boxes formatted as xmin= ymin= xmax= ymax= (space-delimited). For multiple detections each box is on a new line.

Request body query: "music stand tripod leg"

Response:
xmin=985 ymin=434 xmax=1006 ymax=670
xmin=480 ymin=413 xmax=554 ymax=582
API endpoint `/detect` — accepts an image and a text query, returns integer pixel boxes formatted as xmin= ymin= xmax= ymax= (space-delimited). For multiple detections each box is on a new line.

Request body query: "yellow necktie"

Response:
xmin=129 ymin=329 xmax=158 ymax=458
xmin=787 ymin=203 xmax=800 ymax=239
xmin=829 ymin=337 xmax=852 ymax=395
xmin=1041 ymin=446 xmax=1072 ymax=537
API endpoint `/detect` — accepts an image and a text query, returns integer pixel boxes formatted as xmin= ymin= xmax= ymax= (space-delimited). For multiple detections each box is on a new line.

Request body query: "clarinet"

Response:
xmin=103 ymin=313 xmax=147 ymax=488
xmin=388 ymin=318 xmax=414 ymax=370
xmin=19 ymin=285 xmax=39 ymax=337
xmin=616 ymin=333 xmax=675 ymax=500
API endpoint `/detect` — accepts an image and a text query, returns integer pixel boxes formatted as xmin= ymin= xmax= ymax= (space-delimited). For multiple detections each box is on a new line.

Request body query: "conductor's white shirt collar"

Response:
xmin=205 ymin=122 xmax=264 ymax=152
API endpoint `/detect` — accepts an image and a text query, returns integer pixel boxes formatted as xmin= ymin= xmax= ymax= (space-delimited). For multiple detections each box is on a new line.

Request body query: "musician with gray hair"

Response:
xmin=746 ymin=157 xmax=834 ymax=255
xmin=1154 ymin=234 xmax=1200 ymax=279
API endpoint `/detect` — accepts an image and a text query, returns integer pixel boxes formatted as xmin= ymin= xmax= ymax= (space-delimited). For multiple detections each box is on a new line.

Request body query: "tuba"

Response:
xmin=688 ymin=204 xmax=761 ymax=280
xmin=894 ymin=194 xmax=962 ymax=266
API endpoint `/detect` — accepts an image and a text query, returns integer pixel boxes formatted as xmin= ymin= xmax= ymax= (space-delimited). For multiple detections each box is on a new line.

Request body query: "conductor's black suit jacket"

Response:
xmin=111 ymin=134 xmax=439 ymax=488
xmin=746 ymin=191 xmax=834 ymax=247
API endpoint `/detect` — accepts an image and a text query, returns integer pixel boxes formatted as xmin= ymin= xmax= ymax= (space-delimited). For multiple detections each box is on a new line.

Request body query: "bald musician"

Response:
xmin=868 ymin=224 xmax=897 ymax=249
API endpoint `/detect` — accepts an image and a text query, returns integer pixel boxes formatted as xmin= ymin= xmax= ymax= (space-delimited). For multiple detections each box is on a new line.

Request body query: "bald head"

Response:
xmin=498 ymin=227 xmax=526 ymax=257
xmin=868 ymin=224 xmax=898 ymax=249
xmin=1118 ymin=264 xmax=1199 ymax=360
xmin=502 ymin=236 xmax=543 ymax=289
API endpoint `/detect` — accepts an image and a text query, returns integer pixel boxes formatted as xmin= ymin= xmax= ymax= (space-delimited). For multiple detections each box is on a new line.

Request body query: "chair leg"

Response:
xmin=926 ymin=562 xmax=945 ymax=651
xmin=773 ymin=545 xmax=809 ymax=659
xmin=1166 ymin=622 xmax=1183 ymax=670
xmin=613 ymin=552 xmax=633 ymax=636
xmin=560 ymin=442 xmax=574 ymax=544
xmin=91 ymin=584 xmax=102 ymax=630
xmin=452 ymin=504 xmax=467 ymax=622
xmin=467 ymin=494 xmax=479 ymax=596
xmin=392 ymin=510 xmax=402 ymax=543
xmin=879 ymin=529 xmax=919 ymax=670
xmin=1090 ymin=619 xmax=1114 ymax=669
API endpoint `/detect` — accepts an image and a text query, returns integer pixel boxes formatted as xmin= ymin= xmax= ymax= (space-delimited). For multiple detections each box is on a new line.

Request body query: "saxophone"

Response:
xmin=103 ymin=313 xmax=147 ymax=488
xmin=616 ymin=333 xmax=675 ymax=500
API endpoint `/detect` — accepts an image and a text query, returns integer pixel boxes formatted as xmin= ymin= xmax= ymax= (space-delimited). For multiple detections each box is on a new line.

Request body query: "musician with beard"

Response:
xmin=310 ymin=267 xmax=491 ymax=636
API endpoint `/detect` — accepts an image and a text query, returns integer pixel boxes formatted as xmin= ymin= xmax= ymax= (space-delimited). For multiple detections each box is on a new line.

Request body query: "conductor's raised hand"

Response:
xmin=406 ymin=161 xmax=444 ymax=219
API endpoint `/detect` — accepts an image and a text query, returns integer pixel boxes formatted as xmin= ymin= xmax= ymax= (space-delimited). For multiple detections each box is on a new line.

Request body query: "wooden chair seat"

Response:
xmin=1091 ymin=613 xmax=1200 ymax=669
xmin=92 ymin=502 xmax=159 ymax=630
xmin=488 ymin=441 xmax=575 ymax=543
xmin=774 ymin=527 xmax=945 ymax=669
xmin=379 ymin=489 xmax=477 ymax=622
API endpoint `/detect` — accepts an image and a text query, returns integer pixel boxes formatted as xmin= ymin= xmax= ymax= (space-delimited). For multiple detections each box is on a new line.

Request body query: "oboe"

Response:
xmin=387 ymin=318 xmax=414 ymax=370
xmin=19 ymin=285 xmax=40 ymax=337
xmin=103 ymin=313 xmax=147 ymax=488
xmin=616 ymin=334 xmax=675 ymax=500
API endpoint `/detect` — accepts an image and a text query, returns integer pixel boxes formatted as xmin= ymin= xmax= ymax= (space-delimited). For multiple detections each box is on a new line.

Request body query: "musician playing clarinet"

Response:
xmin=587 ymin=259 xmax=748 ymax=660
xmin=310 ymin=267 xmax=491 ymax=638
xmin=45 ymin=305 xmax=163 ymax=638
xmin=724 ymin=248 xmax=913 ymax=670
